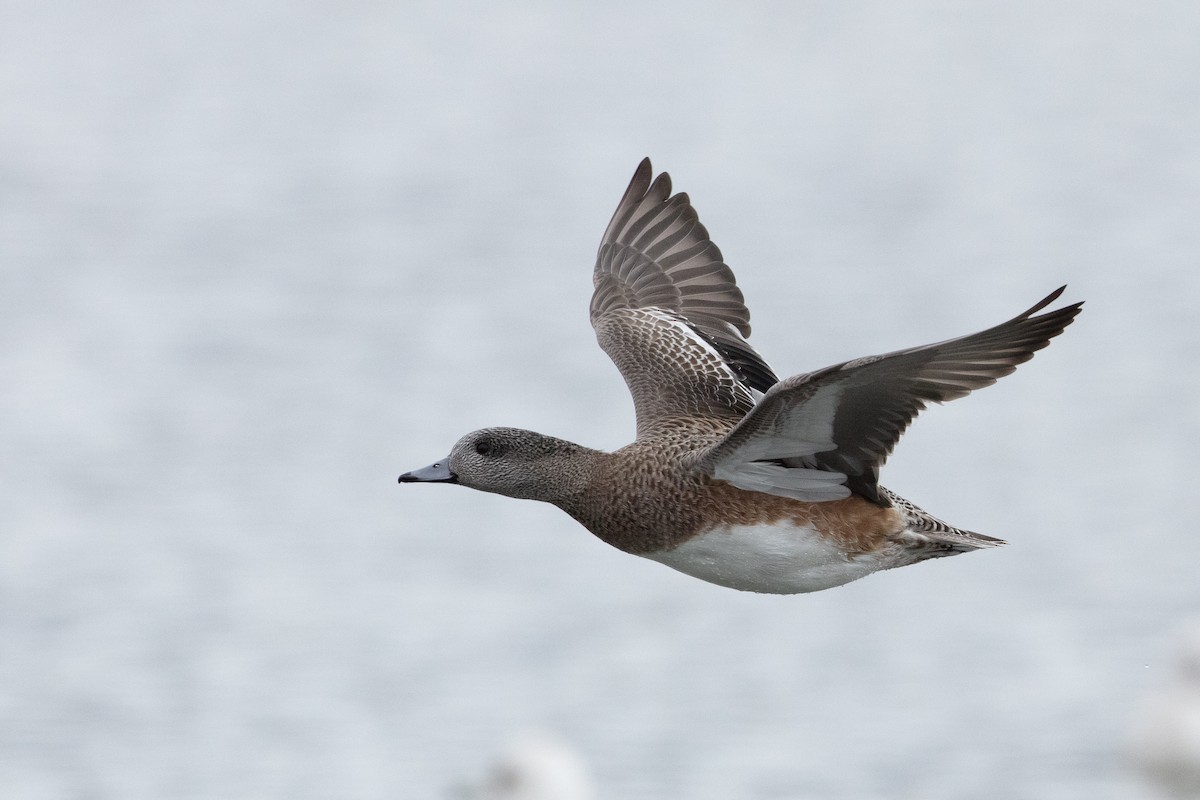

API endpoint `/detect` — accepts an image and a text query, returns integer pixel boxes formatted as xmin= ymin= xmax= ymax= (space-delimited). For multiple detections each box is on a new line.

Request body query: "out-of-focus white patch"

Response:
xmin=1132 ymin=621 xmax=1200 ymax=798
xmin=459 ymin=730 xmax=595 ymax=800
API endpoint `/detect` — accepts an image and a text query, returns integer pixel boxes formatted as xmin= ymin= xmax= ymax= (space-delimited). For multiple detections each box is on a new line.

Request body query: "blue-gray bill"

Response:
xmin=398 ymin=458 xmax=456 ymax=483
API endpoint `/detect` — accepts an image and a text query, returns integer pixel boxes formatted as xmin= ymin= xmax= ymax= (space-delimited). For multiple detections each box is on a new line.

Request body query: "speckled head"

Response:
xmin=399 ymin=427 xmax=601 ymax=503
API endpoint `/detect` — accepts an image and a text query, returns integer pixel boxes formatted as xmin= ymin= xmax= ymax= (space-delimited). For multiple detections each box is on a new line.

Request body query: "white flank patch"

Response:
xmin=641 ymin=521 xmax=884 ymax=594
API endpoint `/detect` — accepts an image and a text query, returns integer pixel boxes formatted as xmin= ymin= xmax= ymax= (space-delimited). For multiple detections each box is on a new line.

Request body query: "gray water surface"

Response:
xmin=3 ymin=2 xmax=1199 ymax=798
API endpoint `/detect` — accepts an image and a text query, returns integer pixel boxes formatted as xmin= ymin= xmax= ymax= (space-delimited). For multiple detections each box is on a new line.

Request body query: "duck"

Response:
xmin=399 ymin=159 xmax=1083 ymax=594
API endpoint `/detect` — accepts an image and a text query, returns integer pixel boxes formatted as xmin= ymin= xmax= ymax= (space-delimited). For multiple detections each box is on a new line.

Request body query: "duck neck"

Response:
xmin=522 ymin=439 xmax=606 ymax=510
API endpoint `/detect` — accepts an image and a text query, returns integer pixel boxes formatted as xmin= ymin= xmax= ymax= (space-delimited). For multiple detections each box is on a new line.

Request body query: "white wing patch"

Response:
xmin=709 ymin=382 xmax=851 ymax=502
xmin=714 ymin=462 xmax=850 ymax=501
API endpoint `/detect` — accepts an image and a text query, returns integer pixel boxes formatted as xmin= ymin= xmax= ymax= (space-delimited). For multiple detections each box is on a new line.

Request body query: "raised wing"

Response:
xmin=695 ymin=287 xmax=1084 ymax=504
xmin=590 ymin=159 xmax=778 ymax=437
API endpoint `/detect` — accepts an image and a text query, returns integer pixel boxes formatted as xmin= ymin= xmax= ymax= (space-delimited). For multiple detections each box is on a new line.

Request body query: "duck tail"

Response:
xmin=881 ymin=486 xmax=1007 ymax=554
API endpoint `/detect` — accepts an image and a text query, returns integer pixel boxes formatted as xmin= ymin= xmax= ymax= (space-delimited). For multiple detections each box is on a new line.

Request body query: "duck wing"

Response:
xmin=590 ymin=159 xmax=778 ymax=438
xmin=694 ymin=287 xmax=1083 ymax=503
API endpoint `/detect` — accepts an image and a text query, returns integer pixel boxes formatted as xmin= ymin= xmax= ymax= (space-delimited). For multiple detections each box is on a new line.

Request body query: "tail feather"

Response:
xmin=881 ymin=486 xmax=1006 ymax=553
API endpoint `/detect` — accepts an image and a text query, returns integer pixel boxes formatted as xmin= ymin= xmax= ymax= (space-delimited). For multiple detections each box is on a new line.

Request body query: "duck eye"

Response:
xmin=474 ymin=440 xmax=494 ymax=456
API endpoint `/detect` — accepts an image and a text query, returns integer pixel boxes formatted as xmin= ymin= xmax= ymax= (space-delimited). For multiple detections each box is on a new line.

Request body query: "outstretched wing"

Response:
xmin=590 ymin=159 xmax=778 ymax=437
xmin=695 ymin=287 xmax=1084 ymax=504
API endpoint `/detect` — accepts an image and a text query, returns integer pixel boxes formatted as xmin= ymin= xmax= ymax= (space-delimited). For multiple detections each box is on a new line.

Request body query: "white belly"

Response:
xmin=641 ymin=521 xmax=884 ymax=594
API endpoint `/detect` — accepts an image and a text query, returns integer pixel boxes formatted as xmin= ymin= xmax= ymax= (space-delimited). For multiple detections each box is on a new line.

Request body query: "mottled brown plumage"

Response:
xmin=398 ymin=159 xmax=1083 ymax=594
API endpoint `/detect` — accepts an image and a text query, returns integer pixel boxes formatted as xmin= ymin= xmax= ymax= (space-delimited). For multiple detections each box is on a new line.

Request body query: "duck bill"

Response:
xmin=398 ymin=458 xmax=457 ymax=484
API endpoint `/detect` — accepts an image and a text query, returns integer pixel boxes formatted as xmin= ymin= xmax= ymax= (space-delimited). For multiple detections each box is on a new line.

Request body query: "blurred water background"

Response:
xmin=3 ymin=2 xmax=1200 ymax=798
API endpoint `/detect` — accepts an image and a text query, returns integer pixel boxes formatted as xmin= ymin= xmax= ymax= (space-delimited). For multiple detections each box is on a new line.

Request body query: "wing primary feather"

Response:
xmin=591 ymin=160 xmax=780 ymax=430
xmin=697 ymin=287 xmax=1082 ymax=505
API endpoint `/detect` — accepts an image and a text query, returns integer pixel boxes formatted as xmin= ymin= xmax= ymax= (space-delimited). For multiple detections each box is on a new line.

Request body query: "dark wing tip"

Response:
xmin=593 ymin=160 xmax=760 ymax=338
xmin=1032 ymin=285 xmax=1067 ymax=312
xmin=1017 ymin=285 xmax=1084 ymax=321
xmin=622 ymin=157 xmax=654 ymax=204
xmin=1024 ymin=288 xmax=1084 ymax=349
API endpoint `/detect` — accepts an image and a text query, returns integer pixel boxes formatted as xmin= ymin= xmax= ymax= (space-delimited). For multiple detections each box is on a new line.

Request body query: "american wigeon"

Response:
xmin=399 ymin=159 xmax=1082 ymax=594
